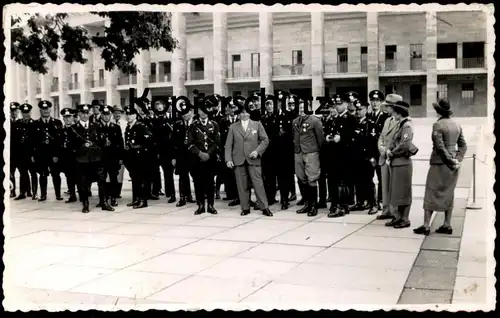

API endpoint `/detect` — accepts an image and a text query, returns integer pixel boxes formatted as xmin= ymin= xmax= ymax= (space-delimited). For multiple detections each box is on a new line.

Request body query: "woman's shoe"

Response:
xmin=413 ymin=226 xmax=430 ymax=236
xmin=436 ymin=225 xmax=453 ymax=235
xmin=394 ymin=220 xmax=411 ymax=229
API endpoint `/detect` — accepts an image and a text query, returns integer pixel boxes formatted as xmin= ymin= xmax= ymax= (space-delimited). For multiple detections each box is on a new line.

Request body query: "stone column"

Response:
xmin=259 ymin=12 xmax=274 ymax=94
xmin=9 ymin=61 xmax=18 ymax=103
xmin=106 ymin=69 xmax=120 ymax=106
xmin=26 ymin=68 xmax=37 ymax=107
xmin=213 ymin=12 xmax=228 ymax=96
xmin=136 ymin=50 xmax=152 ymax=100
xmin=456 ymin=42 xmax=463 ymax=68
xmin=366 ymin=12 xmax=379 ymax=96
xmin=41 ymin=60 xmax=53 ymax=102
xmin=18 ymin=64 xmax=27 ymax=102
xmin=171 ymin=12 xmax=187 ymax=97
xmin=311 ymin=12 xmax=325 ymax=110
xmin=81 ymin=49 xmax=94 ymax=104
xmin=425 ymin=11 xmax=438 ymax=117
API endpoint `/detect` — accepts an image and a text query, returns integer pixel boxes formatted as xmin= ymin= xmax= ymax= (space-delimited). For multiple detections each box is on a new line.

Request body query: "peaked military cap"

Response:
xmin=77 ymin=104 xmax=91 ymax=113
xmin=91 ymin=100 xmax=102 ymax=107
xmin=38 ymin=100 xmax=53 ymax=109
xmin=101 ymin=105 xmax=113 ymax=114
xmin=60 ymin=108 xmax=74 ymax=117
xmin=10 ymin=102 xmax=20 ymax=110
xmin=124 ymin=106 xmax=139 ymax=115
xmin=20 ymin=103 xmax=33 ymax=113
xmin=369 ymin=90 xmax=385 ymax=101
xmin=345 ymin=91 xmax=359 ymax=103
xmin=331 ymin=94 xmax=343 ymax=105
xmin=175 ymin=97 xmax=192 ymax=116
xmin=232 ymin=95 xmax=247 ymax=115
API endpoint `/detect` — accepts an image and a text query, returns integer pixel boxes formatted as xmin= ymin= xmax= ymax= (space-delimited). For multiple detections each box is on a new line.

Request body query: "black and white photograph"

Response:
xmin=3 ymin=3 xmax=495 ymax=311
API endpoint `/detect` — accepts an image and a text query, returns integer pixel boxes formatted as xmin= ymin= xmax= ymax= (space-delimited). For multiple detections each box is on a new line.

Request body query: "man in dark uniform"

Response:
xmin=218 ymin=97 xmax=240 ymax=206
xmin=98 ymin=105 xmax=125 ymax=208
xmin=15 ymin=103 xmax=37 ymax=200
xmin=210 ymin=95 xmax=225 ymax=200
xmin=293 ymin=99 xmax=325 ymax=217
xmin=275 ymin=97 xmax=296 ymax=210
xmin=32 ymin=100 xmax=64 ymax=201
xmin=261 ymin=98 xmax=279 ymax=205
xmin=351 ymin=100 xmax=379 ymax=214
xmin=346 ymin=91 xmax=359 ymax=117
xmin=188 ymin=96 xmax=221 ymax=215
xmin=328 ymin=97 xmax=358 ymax=218
xmin=71 ymin=104 xmax=110 ymax=212
xmin=89 ymin=99 xmax=102 ymax=124
xmin=172 ymin=100 xmax=197 ymax=207
xmin=123 ymin=106 xmax=153 ymax=209
xmin=367 ymin=90 xmax=390 ymax=211
xmin=318 ymin=97 xmax=337 ymax=208
xmin=151 ymin=98 xmax=176 ymax=203
xmin=10 ymin=102 xmax=21 ymax=198
xmin=58 ymin=108 xmax=78 ymax=203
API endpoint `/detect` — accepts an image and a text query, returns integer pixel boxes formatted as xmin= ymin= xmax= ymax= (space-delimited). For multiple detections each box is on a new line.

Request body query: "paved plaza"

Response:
xmin=3 ymin=118 xmax=495 ymax=310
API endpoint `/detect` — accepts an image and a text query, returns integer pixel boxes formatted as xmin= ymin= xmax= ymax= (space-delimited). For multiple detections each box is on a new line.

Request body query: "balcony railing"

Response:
xmin=459 ymin=57 xmax=485 ymax=68
xmin=159 ymin=73 xmax=172 ymax=82
xmin=149 ymin=74 xmax=157 ymax=83
xmin=36 ymin=87 xmax=41 ymax=94
xmin=91 ymin=78 xmax=105 ymax=88
xmin=324 ymin=61 xmax=368 ymax=74
xmin=118 ymin=76 xmax=130 ymax=85
xmin=69 ymin=82 xmax=79 ymax=90
xmin=227 ymin=66 xmax=260 ymax=79
xmin=272 ymin=64 xmax=311 ymax=77
xmin=380 ymin=58 xmax=425 ymax=72
xmin=410 ymin=58 xmax=423 ymax=71
xmin=188 ymin=71 xmax=205 ymax=81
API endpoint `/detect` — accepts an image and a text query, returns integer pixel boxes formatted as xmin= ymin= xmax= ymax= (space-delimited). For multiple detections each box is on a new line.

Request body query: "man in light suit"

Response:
xmin=225 ymin=97 xmax=272 ymax=217
xmin=376 ymin=94 xmax=403 ymax=220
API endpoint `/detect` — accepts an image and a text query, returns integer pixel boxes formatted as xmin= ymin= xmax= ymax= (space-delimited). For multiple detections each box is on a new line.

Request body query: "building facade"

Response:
xmin=11 ymin=10 xmax=489 ymax=118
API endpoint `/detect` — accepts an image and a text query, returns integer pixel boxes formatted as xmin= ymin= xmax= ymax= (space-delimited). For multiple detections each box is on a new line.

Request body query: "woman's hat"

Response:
xmin=432 ymin=99 xmax=453 ymax=115
xmin=392 ymin=101 xmax=410 ymax=117
xmin=382 ymin=94 xmax=403 ymax=108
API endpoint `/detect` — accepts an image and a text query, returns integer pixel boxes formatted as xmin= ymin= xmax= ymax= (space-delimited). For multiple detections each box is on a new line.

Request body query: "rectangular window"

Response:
xmin=409 ymin=84 xmax=422 ymax=106
xmin=410 ymin=44 xmax=423 ymax=59
xmin=232 ymin=54 xmax=241 ymax=77
xmin=361 ymin=47 xmax=368 ymax=72
xmin=385 ymin=45 xmax=397 ymax=60
xmin=292 ymin=50 xmax=303 ymax=65
xmin=120 ymin=98 xmax=126 ymax=106
xmin=190 ymin=58 xmax=204 ymax=71
xmin=74 ymin=73 xmax=78 ymax=83
xmin=437 ymin=84 xmax=448 ymax=101
xmin=461 ymin=83 xmax=475 ymax=105
xmin=150 ymin=63 xmax=156 ymax=75
xmin=337 ymin=48 xmax=348 ymax=73
xmin=233 ymin=91 xmax=241 ymax=97
xmin=99 ymin=69 xmax=104 ymax=79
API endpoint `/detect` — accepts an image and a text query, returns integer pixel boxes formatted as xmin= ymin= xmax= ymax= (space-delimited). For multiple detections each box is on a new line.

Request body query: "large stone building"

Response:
xmin=10 ymin=10 xmax=489 ymax=118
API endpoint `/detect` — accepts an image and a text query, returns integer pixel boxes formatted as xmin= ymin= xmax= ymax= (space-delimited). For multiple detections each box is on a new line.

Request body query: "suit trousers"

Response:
xmin=262 ymin=151 xmax=277 ymax=201
xmin=222 ymin=165 xmax=238 ymax=199
xmin=375 ymin=164 xmax=383 ymax=203
xmin=234 ymin=163 xmax=268 ymax=211
xmin=191 ymin=160 xmax=216 ymax=205
xmin=76 ymin=162 xmax=105 ymax=202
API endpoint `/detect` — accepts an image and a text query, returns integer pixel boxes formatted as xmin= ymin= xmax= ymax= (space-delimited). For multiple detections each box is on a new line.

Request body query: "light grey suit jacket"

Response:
xmin=224 ymin=119 xmax=269 ymax=166
xmin=377 ymin=116 xmax=399 ymax=165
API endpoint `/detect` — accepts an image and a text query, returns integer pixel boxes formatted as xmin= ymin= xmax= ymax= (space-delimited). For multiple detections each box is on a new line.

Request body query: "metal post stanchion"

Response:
xmin=467 ymin=154 xmax=482 ymax=210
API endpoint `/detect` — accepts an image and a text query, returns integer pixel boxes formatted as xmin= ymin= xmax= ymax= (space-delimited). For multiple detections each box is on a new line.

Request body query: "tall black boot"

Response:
xmin=31 ymin=173 xmax=38 ymax=200
xmin=308 ymin=186 xmax=319 ymax=217
xmin=53 ymin=175 xmax=63 ymax=200
xmin=38 ymin=176 xmax=48 ymax=201
xmin=296 ymin=184 xmax=311 ymax=214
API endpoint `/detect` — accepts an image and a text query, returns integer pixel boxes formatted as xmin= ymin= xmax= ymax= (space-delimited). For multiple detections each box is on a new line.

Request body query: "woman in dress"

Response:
xmin=414 ymin=100 xmax=467 ymax=235
xmin=385 ymin=101 xmax=418 ymax=229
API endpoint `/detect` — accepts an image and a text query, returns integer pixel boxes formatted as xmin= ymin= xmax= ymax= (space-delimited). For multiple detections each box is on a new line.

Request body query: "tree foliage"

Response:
xmin=11 ymin=11 xmax=179 ymax=75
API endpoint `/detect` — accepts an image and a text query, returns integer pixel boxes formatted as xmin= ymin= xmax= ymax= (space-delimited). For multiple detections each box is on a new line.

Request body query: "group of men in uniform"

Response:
xmin=9 ymin=88 xmax=395 ymax=218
